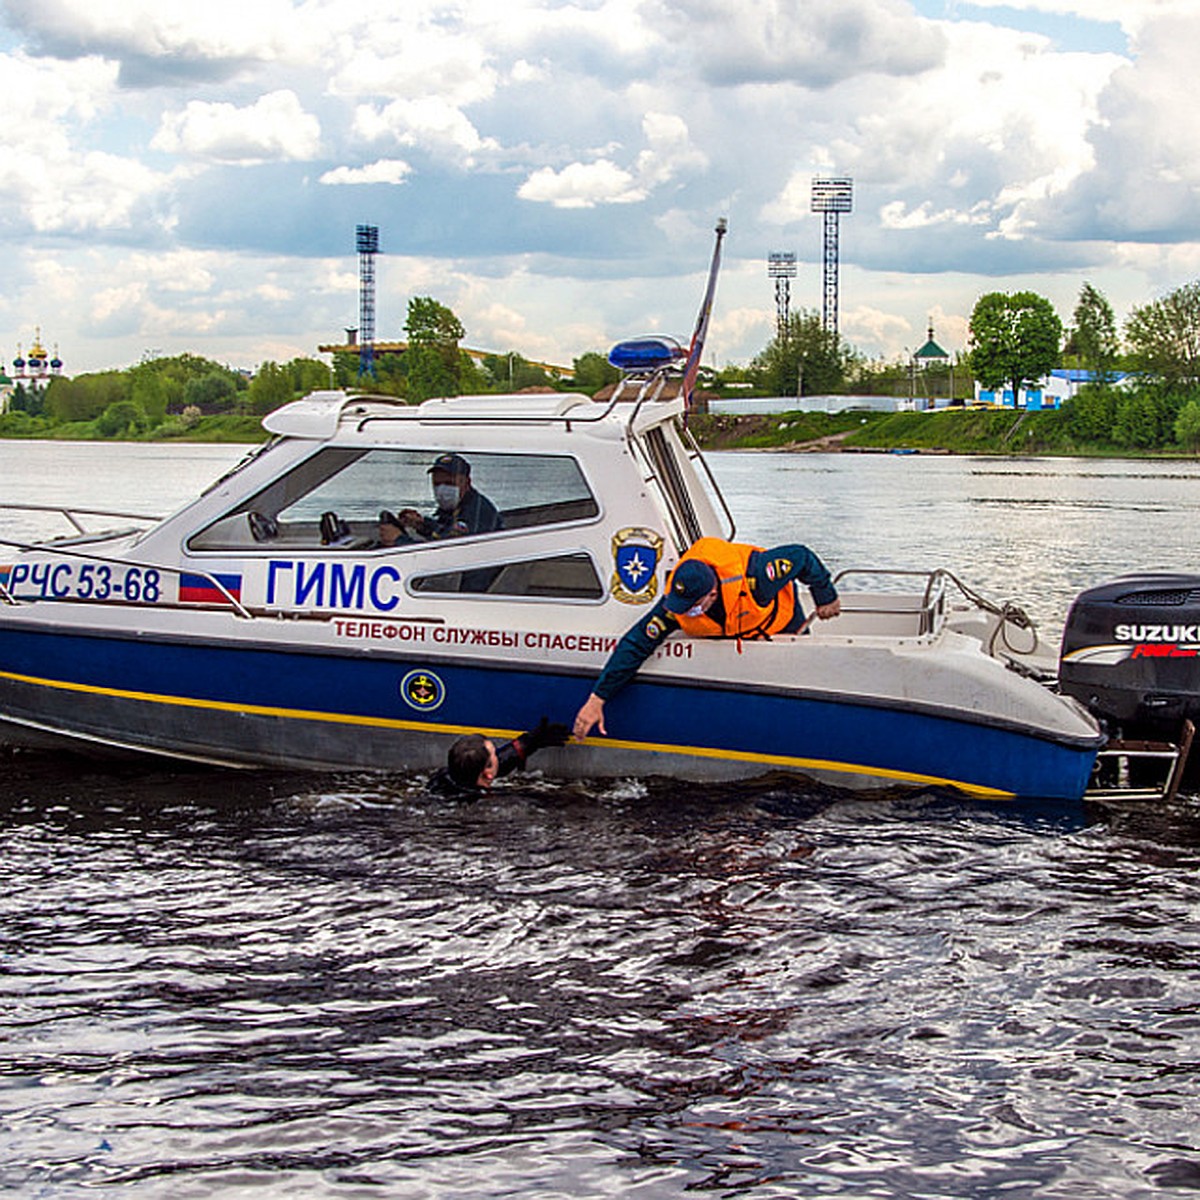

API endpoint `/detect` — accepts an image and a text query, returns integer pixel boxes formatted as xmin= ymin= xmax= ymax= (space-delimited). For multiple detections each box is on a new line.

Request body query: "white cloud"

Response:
xmin=319 ymin=159 xmax=413 ymax=186
xmin=1022 ymin=12 xmax=1200 ymax=243
xmin=0 ymin=50 xmax=176 ymax=235
xmin=330 ymin=35 xmax=498 ymax=108
xmin=4 ymin=0 xmax=1200 ymax=375
xmin=519 ymin=111 xmax=705 ymax=208
xmin=352 ymin=98 xmax=498 ymax=162
xmin=635 ymin=112 xmax=709 ymax=186
xmin=0 ymin=145 xmax=173 ymax=234
xmin=518 ymin=160 xmax=645 ymax=209
xmin=761 ymin=17 xmax=1123 ymax=248
xmin=152 ymin=90 xmax=320 ymax=164
xmin=663 ymin=0 xmax=945 ymax=86
xmin=4 ymin=0 xmax=310 ymax=84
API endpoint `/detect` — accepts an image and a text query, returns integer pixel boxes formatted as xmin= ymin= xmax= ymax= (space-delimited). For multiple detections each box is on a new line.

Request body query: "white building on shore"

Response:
xmin=974 ymin=369 xmax=1129 ymax=410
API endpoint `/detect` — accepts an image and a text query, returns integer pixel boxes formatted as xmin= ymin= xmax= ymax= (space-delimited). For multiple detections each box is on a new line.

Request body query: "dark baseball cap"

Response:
xmin=664 ymin=560 xmax=718 ymax=613
xmin=428 ymin=452 xmax=471 ymax=476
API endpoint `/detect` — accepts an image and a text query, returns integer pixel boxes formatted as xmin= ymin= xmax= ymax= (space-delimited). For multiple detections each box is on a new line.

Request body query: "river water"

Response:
xmin=2 ymin=442 xmax=1199 ymax=1198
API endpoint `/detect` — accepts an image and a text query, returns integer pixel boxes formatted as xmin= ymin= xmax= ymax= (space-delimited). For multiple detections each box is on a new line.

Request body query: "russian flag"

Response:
xmin=179 ymin=572 xmax=243 ymax=606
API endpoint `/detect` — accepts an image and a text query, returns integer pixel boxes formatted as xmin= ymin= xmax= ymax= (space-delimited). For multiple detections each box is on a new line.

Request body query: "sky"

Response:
xmin=2 ymin=0 xmax=1199 ymax=377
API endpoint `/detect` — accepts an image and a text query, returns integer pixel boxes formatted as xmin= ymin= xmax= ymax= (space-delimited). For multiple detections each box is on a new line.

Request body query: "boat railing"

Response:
xmin=0 ymin=533 xmax=253 ymax=620
xmin=832 ymin=567 xmax=1046 ymax=664
xmin=831 ymin=568 xmax=949 ymax=637
xmin=676 ymin=420 xmax=737 ymax=540
xmin=0 ymin=501 xmax=162 ymax=535
xmin=350 ymin=358 xmax=691 ymax=437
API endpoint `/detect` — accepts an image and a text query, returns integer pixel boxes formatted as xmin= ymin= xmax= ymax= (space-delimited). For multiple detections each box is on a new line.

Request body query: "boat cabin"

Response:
xmin=121 ymin=388 xmax=732 ymax=625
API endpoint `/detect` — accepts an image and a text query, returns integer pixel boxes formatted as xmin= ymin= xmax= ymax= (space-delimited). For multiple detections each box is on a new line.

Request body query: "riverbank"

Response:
xmin=0 ymin=412 xmax=266 ymax=443
xmin=2 ymin=404 xmax=1195 ymax=460
xmin=688 ymin=408 xmax=1197 ymax=459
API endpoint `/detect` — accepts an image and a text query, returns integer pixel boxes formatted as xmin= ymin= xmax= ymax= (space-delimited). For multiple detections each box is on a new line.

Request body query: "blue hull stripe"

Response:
xmin=0 ymin=627 xmax=1099 ymax=800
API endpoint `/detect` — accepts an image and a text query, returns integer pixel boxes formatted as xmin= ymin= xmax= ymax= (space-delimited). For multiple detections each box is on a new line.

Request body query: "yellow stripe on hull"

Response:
xmin=0 ymin=666 xmax=1015 ymax=800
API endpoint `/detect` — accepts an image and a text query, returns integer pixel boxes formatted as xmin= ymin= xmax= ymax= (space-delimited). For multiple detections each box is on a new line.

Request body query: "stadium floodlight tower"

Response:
xmin=356 ymin=223 xmax=380 ymax=380
xmin=811 ymin=177 xmax=853 ymax=336
xmin=767 ymin=252 xmax=797 ymax=341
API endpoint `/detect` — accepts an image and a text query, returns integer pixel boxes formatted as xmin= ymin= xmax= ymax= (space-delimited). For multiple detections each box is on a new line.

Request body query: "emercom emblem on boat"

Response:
xmin=611 ymin=527 xmax=663 ymax=605
xmin=399 ymin=669 xmax=445 ymax=712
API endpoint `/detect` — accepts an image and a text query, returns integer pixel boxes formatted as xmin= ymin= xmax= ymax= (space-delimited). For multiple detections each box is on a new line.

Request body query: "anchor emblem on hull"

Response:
xmin=399 ymin=669 xmax=446 ymax=712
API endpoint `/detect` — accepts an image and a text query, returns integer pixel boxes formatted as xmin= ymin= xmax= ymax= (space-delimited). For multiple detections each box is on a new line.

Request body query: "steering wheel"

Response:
xmin=247 ymin=511 xmax=279 ymax=542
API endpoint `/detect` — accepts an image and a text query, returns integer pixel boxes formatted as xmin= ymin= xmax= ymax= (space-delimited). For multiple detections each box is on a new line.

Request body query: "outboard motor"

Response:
xmin=1059 ymin=573 xmax=1200 ymax=739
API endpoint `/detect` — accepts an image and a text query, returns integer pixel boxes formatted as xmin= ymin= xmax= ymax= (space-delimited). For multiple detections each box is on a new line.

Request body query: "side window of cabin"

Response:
xmin=411 ymin=552 xmax=603 ymax=599
xmin=188 ymin=448 xmax=599 ymax=550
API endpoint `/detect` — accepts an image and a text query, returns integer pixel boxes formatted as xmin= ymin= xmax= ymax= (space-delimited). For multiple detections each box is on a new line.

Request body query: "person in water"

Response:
xmin=572 ymin=536 xmax=842 ymax=740
xmin=380 ymin=452 xmax=501 ymax=545
xmin=429 ymin=717 xmax=571 ymax=798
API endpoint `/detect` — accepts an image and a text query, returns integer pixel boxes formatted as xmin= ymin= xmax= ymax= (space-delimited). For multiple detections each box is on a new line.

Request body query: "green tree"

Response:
xmin=129 ymin=367 xmax=170 ymax=426
xmin=1174 ymin=399 xmax=1200 ymax=452
xmin=246 ymin=361 xmax=296 ymax=415
xmin=44 ymin=372 xmax=127 ymax=423
xmin=483 ymin=352 xmax=554 ymax=391
xmin=1113 ymin=392 xmax=1162 ymax=449
xmin=458 ymin=352 xmax=493 ymax=395
xmin=752 ymin=309 xmax=847 ymax=397
xmin=95 ymin=400 xmax=146 ymax=438
xmin=1064 ymin=384 xmax=1118 ymax=443
xmin=571 ymin=351 xmax=620 ymax=396
xmin=183 ymin=372 xmax=238 ymax=413
xmin=404 ymin=297 xmax=465 ymax=402
xmin=968 ymin=291 xmax=1062 ymax=403
xmin=1064 ymin=282 xmax=1119 ymax=382
xmin=9 ymin=382 xmax=45 ymax=417
xmin=139 ymin=353 xmax=243 ymax=410
xmin=1126 ymin=280 xmax=1200 ymax=389
xmin=286 ymin=357 xmax=331 ymax=394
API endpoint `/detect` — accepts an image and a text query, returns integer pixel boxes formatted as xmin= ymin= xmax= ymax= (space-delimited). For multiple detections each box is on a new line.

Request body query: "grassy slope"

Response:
xmin=692 ymin=408 xmax=1172 ymax=458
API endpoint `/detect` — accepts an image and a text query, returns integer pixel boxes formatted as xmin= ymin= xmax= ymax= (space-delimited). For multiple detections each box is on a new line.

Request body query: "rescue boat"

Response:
xmin=0 ymin=384 xmax=1112 ymax=800
xmin=0 ymin=224 xmax=1107 ymax=801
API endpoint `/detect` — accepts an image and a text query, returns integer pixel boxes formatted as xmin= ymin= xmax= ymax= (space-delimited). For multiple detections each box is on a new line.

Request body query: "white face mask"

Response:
xmin=434 ymin=483 xmax=460 ymax=510
xmin=685 ymin=602 xmax=707 ymax=618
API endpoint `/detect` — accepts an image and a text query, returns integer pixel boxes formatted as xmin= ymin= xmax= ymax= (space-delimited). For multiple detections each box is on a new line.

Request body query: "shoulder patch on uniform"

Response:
xmin=646 ymin=616 xmax=667 ymax=640
xmin=773 ymin=557 xmax=792 ymax=577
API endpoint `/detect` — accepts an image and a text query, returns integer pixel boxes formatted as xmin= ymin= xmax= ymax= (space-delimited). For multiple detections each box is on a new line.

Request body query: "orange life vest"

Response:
xmin=670 ymin=537 xmax=796 ymax=640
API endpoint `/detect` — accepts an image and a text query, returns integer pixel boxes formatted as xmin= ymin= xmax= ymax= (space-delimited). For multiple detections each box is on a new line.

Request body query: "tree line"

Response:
xmin=0 ymin=297 xmax=624 ymax=440
xmin=5 ymin=280 xmax=1200 ymax=452
xmin=746 ymin=278 xmax=1200 ymax=453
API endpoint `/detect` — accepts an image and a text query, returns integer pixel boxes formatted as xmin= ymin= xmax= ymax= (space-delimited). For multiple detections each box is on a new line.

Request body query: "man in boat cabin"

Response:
xmin=429 ymin=718 xmax=570 ymax=798
xmin=379 ymin=452 xmax=501 ymax=545
xmin=572 ymin=536 xmax=842 ymax=740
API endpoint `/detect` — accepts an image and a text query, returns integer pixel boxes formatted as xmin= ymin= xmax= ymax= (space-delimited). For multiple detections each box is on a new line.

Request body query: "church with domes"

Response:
xmin=4 ymin=328 xmax=65 ymax=412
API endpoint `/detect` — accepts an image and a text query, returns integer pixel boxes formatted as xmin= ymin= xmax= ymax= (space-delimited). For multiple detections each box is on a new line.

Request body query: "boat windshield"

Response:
xmin=188 ymin=446 xmax=599 ymax=550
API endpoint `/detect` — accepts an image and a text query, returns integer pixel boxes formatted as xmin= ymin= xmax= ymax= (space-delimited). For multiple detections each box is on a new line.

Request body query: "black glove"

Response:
xmin=517 ymin=716 xmax=571 ymax=757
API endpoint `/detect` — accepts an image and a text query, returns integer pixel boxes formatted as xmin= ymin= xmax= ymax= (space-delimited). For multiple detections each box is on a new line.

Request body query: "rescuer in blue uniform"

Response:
xmin=380 ymin=452 xmax=501 ymax=544
xmin=573 ymin=536 xmax=841 ymax=740
xmin=429 ymin=718 xmax=571 ymax=798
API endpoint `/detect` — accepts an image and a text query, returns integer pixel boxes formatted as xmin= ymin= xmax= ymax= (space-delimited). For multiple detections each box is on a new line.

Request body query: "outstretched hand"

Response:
xmin=572 ymin=694 xmax=606 ymax=741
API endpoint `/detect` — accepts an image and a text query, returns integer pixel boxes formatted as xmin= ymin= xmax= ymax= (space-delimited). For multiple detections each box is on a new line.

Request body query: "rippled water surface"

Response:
xmin=3 ymin=443 xmax=1200 ymax=1197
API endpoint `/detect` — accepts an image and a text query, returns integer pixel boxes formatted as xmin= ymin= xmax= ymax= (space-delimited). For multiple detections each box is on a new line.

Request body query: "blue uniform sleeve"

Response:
xmin=593 ymin=599 xmax=680 ymax=701
xmin=749 ymin=544 xmax=838 ymax=608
